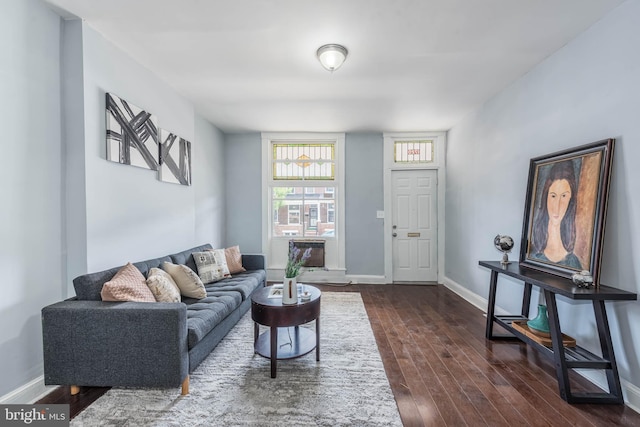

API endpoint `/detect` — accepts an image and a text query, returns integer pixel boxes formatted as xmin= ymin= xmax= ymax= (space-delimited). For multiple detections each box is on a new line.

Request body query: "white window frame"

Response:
xmin=262 ymin=133 xmax=346 ymax=281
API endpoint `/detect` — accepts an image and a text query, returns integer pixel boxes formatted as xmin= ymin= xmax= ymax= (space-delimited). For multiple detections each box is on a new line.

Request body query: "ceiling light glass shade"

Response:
xmin=317 ymin=44 xmax=348 ymax=72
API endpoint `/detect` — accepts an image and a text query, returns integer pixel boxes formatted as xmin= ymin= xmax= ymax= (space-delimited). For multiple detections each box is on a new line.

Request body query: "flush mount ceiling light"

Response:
xmin=316 ymin=44 xmax=348 ymax=72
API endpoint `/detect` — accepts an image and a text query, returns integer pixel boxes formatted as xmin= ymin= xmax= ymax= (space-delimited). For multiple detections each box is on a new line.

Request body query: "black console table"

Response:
xmin=479 ymin=260 xmax=636 ymax=404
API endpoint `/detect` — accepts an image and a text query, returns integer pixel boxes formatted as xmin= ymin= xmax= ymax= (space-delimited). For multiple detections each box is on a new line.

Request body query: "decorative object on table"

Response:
xmin=159 ymin=128 xmax=192 ymax=186
xmin=106 ymin=93 xmax=159 ymax=170
xmin=519 ymin=139 xmax=615 ymax=287
xmin=301 ymin=290 xmax=311 ymax=302
xmin=267 ymin=285 xmax=283 ymax=299
xmin=494 ymin=234 xmax=514 ymax=266
xmin=527 ymin=304 xmax=550 ymax=337
xmin=283 ymin=241 xmax=312 ymax=305
xmin=571 ymin=270 xmax=594 ymax=288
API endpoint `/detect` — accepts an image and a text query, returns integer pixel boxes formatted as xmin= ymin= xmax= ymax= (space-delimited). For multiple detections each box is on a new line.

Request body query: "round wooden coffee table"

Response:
xmin=251 ymin=285 xmax=321 ymax=378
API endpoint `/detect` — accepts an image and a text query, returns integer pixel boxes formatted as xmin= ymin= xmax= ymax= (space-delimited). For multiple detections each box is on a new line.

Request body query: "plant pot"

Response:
xmin=282 ymin=276 xmax=298 ymax=305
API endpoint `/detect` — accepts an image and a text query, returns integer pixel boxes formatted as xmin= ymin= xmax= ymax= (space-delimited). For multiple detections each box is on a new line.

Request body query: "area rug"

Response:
xmin=71 ymin=292 xmax=402 ymax=426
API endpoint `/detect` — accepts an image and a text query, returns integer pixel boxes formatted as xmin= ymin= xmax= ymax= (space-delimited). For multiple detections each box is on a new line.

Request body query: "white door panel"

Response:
xmin=392 ymin=169 xmax=438 ymax=282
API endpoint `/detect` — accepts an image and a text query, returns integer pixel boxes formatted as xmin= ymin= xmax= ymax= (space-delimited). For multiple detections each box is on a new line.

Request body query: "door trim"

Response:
xmin=383 ymin=132 xmax=446 ymax=284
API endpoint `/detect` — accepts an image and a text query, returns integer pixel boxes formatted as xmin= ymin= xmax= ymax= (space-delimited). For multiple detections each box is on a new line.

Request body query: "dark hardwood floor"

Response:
xmin=38 ymin=284 xmax=640 ymax=426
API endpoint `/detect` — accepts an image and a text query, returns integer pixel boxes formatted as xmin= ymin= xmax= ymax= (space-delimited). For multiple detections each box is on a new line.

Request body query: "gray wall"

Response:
xmin=224 ymin=133 xmax=263 ymax=253
xmin=194 ymin=115 xmax=226 ymax=247
xmin=345 ymin=133 xmax=384 ymax=275
xmin=63 ymin=20 xmax=227 ymax=277
xmin=446 ymin=0 xmax=640 ymax=391
xmin=223 ymin=132 xmax=386 ymax=275
xmin=0 ymin=0 xmax=63 ymax=398
xmin=0 ymin=6 xmax=226 ymax=400
xmin=79 ymin=21 xmax=197 ymax=273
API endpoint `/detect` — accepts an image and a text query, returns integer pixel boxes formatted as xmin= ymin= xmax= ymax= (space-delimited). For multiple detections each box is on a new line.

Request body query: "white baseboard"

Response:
xmin=0 ymin=375 xmax=55 ymax=404
xmin=574 ymin=369 xmax=640 ymax=413
xmin=623 ymin=379 xmax=640 ymax=413
xmin=443 ymin=275 xmax=640 ymax=413
xmin=442 ymin=276 xmax=508 ymax=315
xmin=346 ymin=275 xmax=387 ymax=284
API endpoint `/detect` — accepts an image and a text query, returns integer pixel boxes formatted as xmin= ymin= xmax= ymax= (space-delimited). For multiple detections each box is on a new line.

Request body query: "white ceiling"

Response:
xmin=44 ymin=0 xmax=624 ymax=133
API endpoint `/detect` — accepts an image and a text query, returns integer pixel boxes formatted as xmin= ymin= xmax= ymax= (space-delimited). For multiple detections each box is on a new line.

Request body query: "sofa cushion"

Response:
xmin=100 ymin=263 xmax=156 ymax=302
xmin=146 ymin=268 xmax=181 ymax=302
xmin=224 ymin=246 xmax=246 ymax=274
xmin=206 ymin=270 xmax=265 ymax=300
xmin=162 ymin=262 xmax=206 ymax=299
xmin=185 ymin=292 xmax=240 ymax=349
xmin=193 ymin=250 xmax=230 ymax=284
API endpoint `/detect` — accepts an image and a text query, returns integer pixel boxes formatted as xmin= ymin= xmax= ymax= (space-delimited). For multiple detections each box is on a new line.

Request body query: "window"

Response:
xmin=272 ymin=187 xmax=335 ymax=236
xmin=265 ymin=134 xmax=342 ymax=239
xmin=262 ymin=132 xmax=345 ymax=274
xmin=394 ymin=140 xmax=434 ymax=164
xmin=272 ymin=143 xmax=335 ymax=180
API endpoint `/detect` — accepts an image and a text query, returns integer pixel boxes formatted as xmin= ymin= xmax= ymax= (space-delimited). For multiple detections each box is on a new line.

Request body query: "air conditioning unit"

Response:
xmin=290 ymin=240 xmax=325 ymax=267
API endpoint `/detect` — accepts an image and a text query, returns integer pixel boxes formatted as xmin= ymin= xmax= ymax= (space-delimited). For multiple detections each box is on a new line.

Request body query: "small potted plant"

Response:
xmin=283 ymin=241 xmax=312 ymax=304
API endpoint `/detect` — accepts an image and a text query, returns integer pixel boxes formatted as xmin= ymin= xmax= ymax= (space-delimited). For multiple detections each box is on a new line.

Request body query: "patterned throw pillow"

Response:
xmin=193 ymin=249 xmax=231 ymax=284
xmin=100 ymin=262 xmax=156 ymax=302
xmin=161 ymin=262 xmax=207 ymax=299
xmin=146 ymin=267 xmax=181 ymax=302
xmin=224 ymin=246 xmax=246 ymax=274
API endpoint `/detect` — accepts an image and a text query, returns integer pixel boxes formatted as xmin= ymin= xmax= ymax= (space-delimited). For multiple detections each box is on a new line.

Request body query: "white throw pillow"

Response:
xmin=146 ymin=267 xmax=181 ymax=302
xmin=161 ymin=262 xmax=207 ymax=299
xmin=193 ymin=249 xmax=231 ymax=284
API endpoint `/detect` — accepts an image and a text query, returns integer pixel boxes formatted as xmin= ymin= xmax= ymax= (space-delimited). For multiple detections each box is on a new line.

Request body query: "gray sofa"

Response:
xmin=41 ymin=244 xmax=266 ymax=395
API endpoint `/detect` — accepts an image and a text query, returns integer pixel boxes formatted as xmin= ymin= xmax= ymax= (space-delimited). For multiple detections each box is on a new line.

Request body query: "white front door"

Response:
xmin=392 ymin=169 xmax=438 ymax=282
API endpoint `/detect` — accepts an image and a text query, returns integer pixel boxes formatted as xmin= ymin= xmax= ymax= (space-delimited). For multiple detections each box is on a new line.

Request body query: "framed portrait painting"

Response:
xmin=519 ymin=138 xmax=615 ymax=285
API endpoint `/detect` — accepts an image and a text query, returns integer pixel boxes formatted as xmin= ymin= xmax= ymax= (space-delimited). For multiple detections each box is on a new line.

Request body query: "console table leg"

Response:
xmin=521 ymin=282 xmax=533 ymax=317
xmin=593 ymin=300 xmax=623 ymax=403
xmin=544 ymin=290 xmax=572 ymax=402
xmin=485 ymin=270 xmax=499 ymax=339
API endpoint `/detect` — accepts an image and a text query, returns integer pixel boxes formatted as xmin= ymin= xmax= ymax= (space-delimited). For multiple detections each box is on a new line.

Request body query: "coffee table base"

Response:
xmin=255 ymin=326 xmax=319 ymax=378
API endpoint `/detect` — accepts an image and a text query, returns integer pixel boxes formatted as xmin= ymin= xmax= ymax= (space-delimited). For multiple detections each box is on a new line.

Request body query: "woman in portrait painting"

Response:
xmin=531 ymin=160 xmax=582 ymax=269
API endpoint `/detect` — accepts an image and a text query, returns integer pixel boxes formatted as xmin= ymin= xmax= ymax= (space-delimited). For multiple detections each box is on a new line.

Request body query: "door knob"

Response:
xmin=392 ymin=232 xmax=397 ymax=237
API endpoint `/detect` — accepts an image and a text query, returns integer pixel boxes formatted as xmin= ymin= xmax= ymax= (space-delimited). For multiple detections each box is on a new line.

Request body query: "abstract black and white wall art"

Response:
xmin=159 ymin=128 xmax=192 ymax=186
xmin=106 ymin=93 xmax=159 ymax=170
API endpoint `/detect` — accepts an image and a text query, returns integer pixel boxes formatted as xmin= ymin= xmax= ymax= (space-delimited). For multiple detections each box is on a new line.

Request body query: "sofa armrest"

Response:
xmin=242 ymin=253 xmax=265 ymax=271
xmin=42 ymin=300 xmax=188 ymax=388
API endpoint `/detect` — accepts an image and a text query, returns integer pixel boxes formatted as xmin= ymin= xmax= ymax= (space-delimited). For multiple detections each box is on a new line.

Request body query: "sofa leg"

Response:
xmin=70 ymin=385 xmax=80 ymax=395
xmin=181 ymin=376 xmax=189 ymax=395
